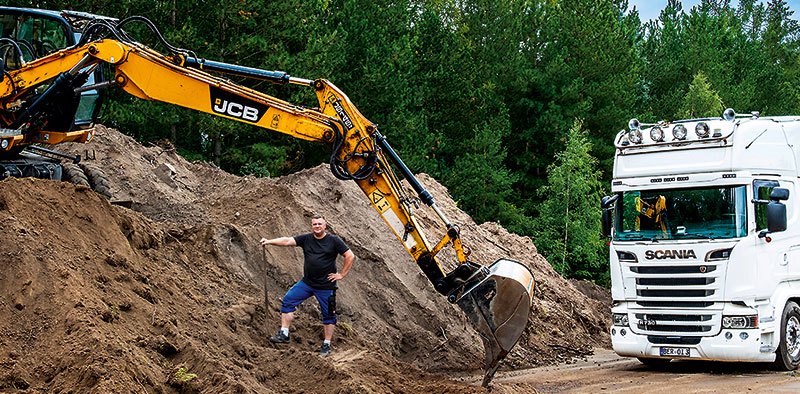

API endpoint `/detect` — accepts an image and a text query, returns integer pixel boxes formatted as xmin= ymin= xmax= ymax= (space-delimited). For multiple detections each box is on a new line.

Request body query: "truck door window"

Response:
xmin=754 ymin=180 xmax=780 ymax=231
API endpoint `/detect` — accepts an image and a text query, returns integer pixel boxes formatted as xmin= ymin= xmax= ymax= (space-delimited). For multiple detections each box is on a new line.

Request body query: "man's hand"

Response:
xmin=260 ymin=238 xmax=270 ymax=246
xmin=328 ymin=272 xmax=344 ymax=282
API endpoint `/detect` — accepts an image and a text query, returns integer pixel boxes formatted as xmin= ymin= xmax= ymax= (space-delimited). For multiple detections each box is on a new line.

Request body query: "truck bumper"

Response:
xmin=610 ymin=327 xmax=775 ymax=362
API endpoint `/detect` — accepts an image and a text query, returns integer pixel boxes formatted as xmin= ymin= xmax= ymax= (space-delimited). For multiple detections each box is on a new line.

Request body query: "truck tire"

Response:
xmin=79 ymin=163 xmax=112 ymax=200
xmin=637 ymin=357 xmax=671 ymax=368
xmin=62 ymin=163 xmax=90 ymax=187
xmin=775 ymin=301 xmax=800 ymax=370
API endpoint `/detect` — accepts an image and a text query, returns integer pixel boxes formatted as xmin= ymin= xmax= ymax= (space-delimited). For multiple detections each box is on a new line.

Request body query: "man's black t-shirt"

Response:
xmin=294 ymin=233 xmax=350 ymax=290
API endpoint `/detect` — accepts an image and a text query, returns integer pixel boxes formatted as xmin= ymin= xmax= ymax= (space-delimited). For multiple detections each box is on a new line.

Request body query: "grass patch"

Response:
xmin=174 ymin=367 xmax=197 ymax=384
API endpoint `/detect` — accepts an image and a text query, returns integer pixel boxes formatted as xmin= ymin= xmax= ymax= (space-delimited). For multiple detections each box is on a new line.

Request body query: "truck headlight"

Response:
xmin=672 ymin=124 xmax=687 ymax=140
xmin=613 ymin=313 xmax=629 ymax=327
xmin=721 ymin=315 xmax=757 ymax=329
xmin=628 ymin=129 xmax=643 ymax=144
xmin=650 ymin=127 xmax=664 ymax=142
xmin=696 ymin=122 xmax=710 ymax=138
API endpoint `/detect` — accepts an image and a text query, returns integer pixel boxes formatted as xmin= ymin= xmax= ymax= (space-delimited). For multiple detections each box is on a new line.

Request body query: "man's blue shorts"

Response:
xmin=280 ymin=280 xmax=337 ymax=324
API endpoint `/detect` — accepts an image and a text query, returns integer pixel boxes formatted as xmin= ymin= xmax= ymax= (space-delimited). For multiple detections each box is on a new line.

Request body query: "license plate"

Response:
xmin=659 ymin=347 xmax=691 ymax=357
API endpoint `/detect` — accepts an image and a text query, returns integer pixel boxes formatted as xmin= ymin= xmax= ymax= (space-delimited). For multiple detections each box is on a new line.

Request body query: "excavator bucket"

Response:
xmin=455 ymin=258 xmax=534 ymax=387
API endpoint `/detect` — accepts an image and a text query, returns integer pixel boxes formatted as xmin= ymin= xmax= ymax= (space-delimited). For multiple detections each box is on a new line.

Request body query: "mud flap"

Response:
xmin=455 ymin=258 xmax=534 ymax=387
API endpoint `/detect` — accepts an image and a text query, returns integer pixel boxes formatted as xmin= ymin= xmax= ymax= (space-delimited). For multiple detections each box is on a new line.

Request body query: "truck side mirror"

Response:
xmin=767 ymin=201 xmax=787 ymax=233
xmin=601 ymin=194 xmax=619 ymax=209
xmin=600 ymin=194 xmax=618 ymax=238
xmin=764 ymin=188 xmax=789 ymax=235
xmin=771 ymin=187 xmax=789 ymax=201
xmin=601 ymin=209 xmax=613 ymax=238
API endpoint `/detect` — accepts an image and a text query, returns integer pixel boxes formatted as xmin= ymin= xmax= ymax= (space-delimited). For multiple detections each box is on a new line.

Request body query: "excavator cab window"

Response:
xmin=0 ymin=7 xmax=102 ymax=129
xmin=0 ymin=12 xmax=69 ymax=67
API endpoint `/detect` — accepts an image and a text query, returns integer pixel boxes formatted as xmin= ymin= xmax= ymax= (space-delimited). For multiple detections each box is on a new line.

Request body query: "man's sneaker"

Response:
xmin=319 ymin=342 xmax=331 ymax=355
xmin=270 ymin=331 xmax=290 ymax=344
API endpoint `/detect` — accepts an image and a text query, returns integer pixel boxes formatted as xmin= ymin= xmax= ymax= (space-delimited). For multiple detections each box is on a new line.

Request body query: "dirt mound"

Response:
xmin=0 ymin=126 xmax=610 ymax=393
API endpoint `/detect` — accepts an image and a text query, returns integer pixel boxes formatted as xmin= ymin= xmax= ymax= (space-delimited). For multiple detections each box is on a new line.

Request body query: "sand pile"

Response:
xmin=0 ymin=125 xmax=609 ymax=393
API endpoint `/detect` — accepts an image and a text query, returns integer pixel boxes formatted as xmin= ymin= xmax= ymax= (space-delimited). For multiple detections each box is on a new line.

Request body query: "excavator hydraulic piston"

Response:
xmin=0 ymin=9 xmax=535 ymax=386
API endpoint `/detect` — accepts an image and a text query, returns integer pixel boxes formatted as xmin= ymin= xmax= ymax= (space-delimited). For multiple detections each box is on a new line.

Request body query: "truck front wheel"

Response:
xmin=775 ymin=301 xmax=800 ymax=370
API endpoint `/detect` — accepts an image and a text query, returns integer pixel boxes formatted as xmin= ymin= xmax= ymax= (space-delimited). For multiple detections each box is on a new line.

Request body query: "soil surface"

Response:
xmin=479 ymin=349 xmax=800 ymax=393
xmin=1 ymin=125 xmax=611 ymax=393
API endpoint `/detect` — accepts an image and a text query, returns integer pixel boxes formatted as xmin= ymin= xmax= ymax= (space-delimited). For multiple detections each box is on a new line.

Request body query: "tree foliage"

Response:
xmin=678 ymin=72 xmax=724 ymax=119
xmin=533 ymin=120 xmax=607 ymax=281
xmin=7 ymin=0 xmax=800 ymax=283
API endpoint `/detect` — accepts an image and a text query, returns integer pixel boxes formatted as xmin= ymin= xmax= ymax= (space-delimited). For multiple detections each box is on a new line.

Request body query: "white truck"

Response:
xmin=602 ymin=109 xmax=800 ymax=369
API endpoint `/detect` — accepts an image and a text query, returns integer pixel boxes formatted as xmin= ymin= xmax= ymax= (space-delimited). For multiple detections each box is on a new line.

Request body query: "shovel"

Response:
xmin=262 ymin=245 xmax=270 ymax=333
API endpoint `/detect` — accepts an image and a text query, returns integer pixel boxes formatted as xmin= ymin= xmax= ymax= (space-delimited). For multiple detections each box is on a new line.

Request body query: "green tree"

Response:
xmin=678 ymin=72 xmax=724 ymax=118
xmin=641 ymin=0 xmax=689 ymax=120
xmin=533 ymin=120 xmax=607 ymax=282
xmin=508 ymin=0 xmax=641 ymax=220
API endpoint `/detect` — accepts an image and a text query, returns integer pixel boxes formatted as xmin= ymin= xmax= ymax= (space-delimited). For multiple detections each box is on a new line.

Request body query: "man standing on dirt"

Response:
xmin=260 ymin=214 xmax=354 ymax=355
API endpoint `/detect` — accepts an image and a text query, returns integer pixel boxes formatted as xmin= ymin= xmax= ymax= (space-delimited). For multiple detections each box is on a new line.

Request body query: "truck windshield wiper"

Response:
xmin=618 ymin=235 xmax=660 ymax=242
xmin=676 ymin=232 xmax=715 ymax=240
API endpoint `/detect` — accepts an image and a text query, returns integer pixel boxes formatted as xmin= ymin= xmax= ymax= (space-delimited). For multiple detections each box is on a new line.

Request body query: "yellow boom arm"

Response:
xmin=1 ymin=35 xmax=533 ymax=386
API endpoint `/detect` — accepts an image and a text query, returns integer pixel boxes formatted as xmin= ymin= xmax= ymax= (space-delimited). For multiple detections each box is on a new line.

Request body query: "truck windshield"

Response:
xmin=615 ymin=185 xmax=747 ymax=240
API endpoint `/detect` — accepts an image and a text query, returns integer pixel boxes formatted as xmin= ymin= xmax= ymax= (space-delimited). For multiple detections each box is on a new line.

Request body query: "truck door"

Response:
xmin=754 ymin=179 xmax=795 ymax=294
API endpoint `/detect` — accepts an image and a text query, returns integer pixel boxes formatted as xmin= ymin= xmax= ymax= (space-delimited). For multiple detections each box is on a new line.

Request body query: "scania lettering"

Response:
xmin=601 ymin=110 xmax=800 ymax=370
xmin=644 ymin=250 xmax=697 ymax=260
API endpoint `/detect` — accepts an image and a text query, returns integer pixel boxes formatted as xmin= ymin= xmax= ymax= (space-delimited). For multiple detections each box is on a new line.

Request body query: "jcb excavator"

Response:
xmin=0 ymin=7 xmax=533 ymax=386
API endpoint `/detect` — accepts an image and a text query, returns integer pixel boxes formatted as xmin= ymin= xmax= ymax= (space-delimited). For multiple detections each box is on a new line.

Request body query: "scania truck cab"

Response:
xmin=602 ymin=109 xmax=800 ymax=369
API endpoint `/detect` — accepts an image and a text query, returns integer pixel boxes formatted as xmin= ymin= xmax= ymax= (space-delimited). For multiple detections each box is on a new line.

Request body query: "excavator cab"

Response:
xmin=0 ymin=8 xmax=534 ymax=385
xmin=0 ymin=7 xmax=106 ymax=128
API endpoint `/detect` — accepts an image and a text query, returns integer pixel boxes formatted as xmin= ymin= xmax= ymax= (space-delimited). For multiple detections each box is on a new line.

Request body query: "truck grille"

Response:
xmin=637 ymin=289 xmax=714 ymax=297
xmin=631 ymin=265 xmax=716 ymax=274
xmin=636 ymin=301 xmax=714 ymax=308
xmin=637 ymin=278 xmax=715 ymax=286
xmin=635 ymin=313 xmax=714 ymax=333
xmin=625 ymin=253 xmax=725 ymax=336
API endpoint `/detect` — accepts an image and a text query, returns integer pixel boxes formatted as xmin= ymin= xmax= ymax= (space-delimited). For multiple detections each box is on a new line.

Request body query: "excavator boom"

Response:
xmin=0 ymin=10 xmax=533 ymax=385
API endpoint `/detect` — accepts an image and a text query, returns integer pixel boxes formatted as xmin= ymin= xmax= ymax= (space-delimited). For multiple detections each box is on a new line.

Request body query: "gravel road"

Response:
xmin=475 ymin=349 xmax=800 ymax=393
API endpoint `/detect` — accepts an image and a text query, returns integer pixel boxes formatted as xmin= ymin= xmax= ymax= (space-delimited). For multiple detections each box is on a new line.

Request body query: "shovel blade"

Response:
xmin=456 ymin=258 xmax=534 ymax=387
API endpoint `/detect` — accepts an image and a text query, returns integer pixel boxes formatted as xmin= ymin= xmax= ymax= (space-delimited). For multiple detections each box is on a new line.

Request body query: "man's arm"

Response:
xmin=260 ymin=236 xmax=296 ymax=247
xmin=328 ymin=250 xmax=354 ymax=282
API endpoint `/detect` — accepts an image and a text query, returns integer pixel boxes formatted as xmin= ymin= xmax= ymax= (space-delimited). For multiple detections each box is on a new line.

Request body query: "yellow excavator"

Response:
xmin=0 ymin=7 xmax=533 ymax=386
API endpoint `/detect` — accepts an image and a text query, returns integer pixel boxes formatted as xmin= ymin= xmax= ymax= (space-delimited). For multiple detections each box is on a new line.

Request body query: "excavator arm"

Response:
xmin=0 ymin=17 xmax=533 ymax=386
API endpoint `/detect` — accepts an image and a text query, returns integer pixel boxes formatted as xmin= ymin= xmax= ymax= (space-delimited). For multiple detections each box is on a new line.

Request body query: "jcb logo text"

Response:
xmin=213 ymin=99 xmax=260 ymax=122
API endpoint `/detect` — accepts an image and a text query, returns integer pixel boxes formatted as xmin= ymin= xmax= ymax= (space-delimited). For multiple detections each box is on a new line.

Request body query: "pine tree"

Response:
xmin=678 ymin=72 xmax=724 ymax=119
xmin=533 ymin=120 xmax=607 ymax=282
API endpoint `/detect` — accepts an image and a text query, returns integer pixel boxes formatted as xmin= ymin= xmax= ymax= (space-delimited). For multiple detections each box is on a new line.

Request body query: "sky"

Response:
xmin=628 ymin=0 xmax=800 ymax=22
